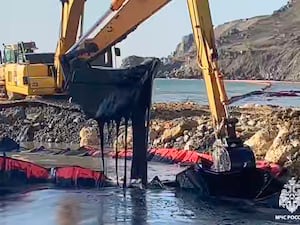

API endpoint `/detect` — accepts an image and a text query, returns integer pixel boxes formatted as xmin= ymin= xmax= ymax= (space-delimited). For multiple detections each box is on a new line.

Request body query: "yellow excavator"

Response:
xmin=0 ymin=0 xmax=171 ymax=100
xmin=0 ymin=0 xmax=114 ymax=100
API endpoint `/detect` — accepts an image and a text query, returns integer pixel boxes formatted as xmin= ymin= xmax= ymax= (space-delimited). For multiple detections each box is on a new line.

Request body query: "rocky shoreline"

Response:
xmin=1 ymin=102 xmax=300 ymax=177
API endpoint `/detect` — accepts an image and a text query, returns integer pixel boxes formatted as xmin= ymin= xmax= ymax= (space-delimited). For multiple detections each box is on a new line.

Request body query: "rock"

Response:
xmin=73 ymin=117 xmax=82 ymax=124
xmin=197 ymin=125 xmax=208 ymax=132
xmin=80 ymin=126 xmax=100 ymax=147
xmin=264 ymin=125 xmax=296 ymax=164
xmin=265 ymin=144 xmax=296 ymax=164
xmin=183 ymin=134 xmax=190 ymax=142
xmin=247 ymin=120 xmax=256 ymax=126
xmin=27 ymin=112 xmax=44 ymax=123
xmin=289 ymin=110 xmax=300 ymax=118
xmin=114 ymin=127 xmax=133 ymax=149
xmin=286 ymin=160 xmax=300 ymax=178
xmin=153 ymin=138 xmax=161 ymax=146
xmin=245 ymin=129 xmax=276 ymax=157
xmin=152 ymin=124 xmax=164 ymax=133
xmin=125 ymin=1 xmax=300 ymax=81
xmin=291 ymin=139 xmax=300 ymax=148
xmin=13 ymin=108 xmax=26 ymax=120
xmin=161 ymin=119 xmax=197 ymax=143
xmin=0 ymin=114 xmax=9 ymax=124
xmin=150 ymin=130 xmax=158 ymax=141
xmin=184 ymin=140 xmax=194 ymax=150
xmin=47 ymin=138 xmax=54 ymax=143
xmin=164 ymin=142 xmax=172 ymax=148
xmin=176 ymin=136 xmax=183 ymax=142
xmin=204 ymin=131 xmax=210 ymax=136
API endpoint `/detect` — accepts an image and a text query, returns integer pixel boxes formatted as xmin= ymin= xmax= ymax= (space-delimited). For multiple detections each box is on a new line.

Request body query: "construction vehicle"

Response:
xmin=0 ymin=0 xmax=283 ymax=199
xmin=0 ymin=42 xmax=56 ymax=99
xmin=0 ymin=0 xmax=116 ymax=100
xmin=0 ymin=0 xmax=171 ymax=100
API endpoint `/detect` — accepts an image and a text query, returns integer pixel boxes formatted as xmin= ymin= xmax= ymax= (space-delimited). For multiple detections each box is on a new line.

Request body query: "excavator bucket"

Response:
xmin=68 ymin=58 xmax=160 ymax=118
xmin=68 ymin=58 xmax=161 ymax=185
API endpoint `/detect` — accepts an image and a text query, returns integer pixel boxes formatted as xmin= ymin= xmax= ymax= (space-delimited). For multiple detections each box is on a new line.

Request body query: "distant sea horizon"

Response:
xmin=155 ymin=77 xmax=300 ymax=83
xmin=152 ymin=78 xmax=300 ymax=107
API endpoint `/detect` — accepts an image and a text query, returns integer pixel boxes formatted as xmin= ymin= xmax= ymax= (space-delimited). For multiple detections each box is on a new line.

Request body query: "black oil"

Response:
xmin=69 ymin=58 xmax=160 ymax=186
xmin=0 ymin=187 xmax=291 ymax=224
xmin=0 ymin=156 xmax=294 ymax=224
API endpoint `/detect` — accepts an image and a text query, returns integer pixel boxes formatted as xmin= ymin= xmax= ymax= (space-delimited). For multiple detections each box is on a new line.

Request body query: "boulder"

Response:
xmin=114 ymin=127 xmax=133 ymax=149
xmin=244 ymin=128 xmax=276 ymax=157
xmin=264 ymin=125 xmax=296 ymax=164
xmin=161 ymin=119 xmax=198 ymax=143
xmin=79 ymin=126 xmax=100 ymax=147
xmin=184 ymin=140 xmax=194 ymax=150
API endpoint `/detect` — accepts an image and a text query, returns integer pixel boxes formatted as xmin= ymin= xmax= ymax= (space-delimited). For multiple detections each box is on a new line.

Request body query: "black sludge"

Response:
xmin=68 ymin=58 xmax=160 ymax=186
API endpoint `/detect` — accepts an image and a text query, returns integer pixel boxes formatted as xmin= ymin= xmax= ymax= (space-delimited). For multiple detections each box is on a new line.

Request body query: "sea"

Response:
xmin=153 ymin=79 xmax=300 ymax=107
xmin=1 ymin=79 xmax=300 ymax=225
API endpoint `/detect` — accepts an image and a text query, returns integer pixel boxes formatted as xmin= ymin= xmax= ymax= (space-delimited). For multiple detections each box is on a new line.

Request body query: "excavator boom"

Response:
xmin=187 ymin=0 xmax=228 ymax=127
xmin=55 ymin=0 xmax=86 ymax=91
xmin=66 ymin=0 xmax=171 ymax=60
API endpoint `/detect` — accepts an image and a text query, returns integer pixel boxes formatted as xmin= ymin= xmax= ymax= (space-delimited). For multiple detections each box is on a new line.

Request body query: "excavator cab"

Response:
xmin=0 ymin=42 xmax=56 ymax=99
xmin=2 ymin=42 xmax=38 ymax=64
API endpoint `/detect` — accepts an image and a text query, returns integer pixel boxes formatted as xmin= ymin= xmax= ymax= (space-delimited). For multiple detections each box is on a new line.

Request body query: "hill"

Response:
xmin=122 ymin=0 xmax=300 ymax=81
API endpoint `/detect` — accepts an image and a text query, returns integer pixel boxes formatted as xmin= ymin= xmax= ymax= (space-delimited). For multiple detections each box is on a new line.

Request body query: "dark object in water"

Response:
xmin=0 ymin=137 xmax=19 ymax=153
xmin=149 ymin=176 xmax=165 ymax=189
xmin=68 ymin=58 xmax=160 ymax=186
xmin=112 ymin=148 xmax=283 ymax=200
xmin=176 ymin=165 xmax=284 ymax=200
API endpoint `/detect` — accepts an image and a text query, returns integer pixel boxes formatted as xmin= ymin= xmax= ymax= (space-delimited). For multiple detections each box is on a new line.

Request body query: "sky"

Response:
xmin=1 ymin=0 xmax=288 ymax=59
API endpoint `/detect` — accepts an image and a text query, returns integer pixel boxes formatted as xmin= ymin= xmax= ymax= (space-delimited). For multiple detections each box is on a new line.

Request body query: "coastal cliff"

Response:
xmin=122 ymin=0 xmax=300 ymax=81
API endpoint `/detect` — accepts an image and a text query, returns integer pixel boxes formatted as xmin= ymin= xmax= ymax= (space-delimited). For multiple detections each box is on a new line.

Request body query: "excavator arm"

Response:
xmin=187 ymin=0 xmax=229 ymax=128
xmin=65 ymin=0 xmax=171 ymax=60
xmin=54 ymin=0 xmax=86 ymax=91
